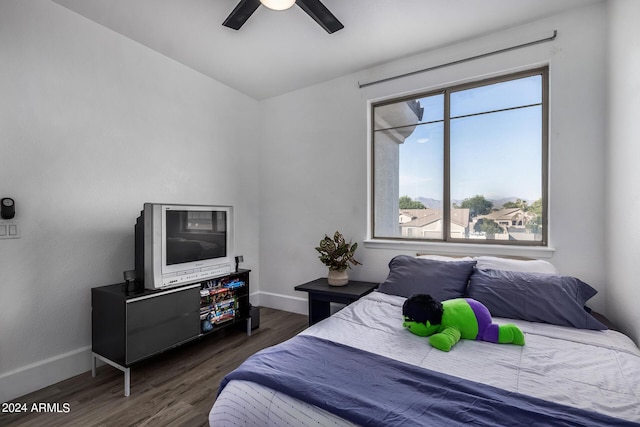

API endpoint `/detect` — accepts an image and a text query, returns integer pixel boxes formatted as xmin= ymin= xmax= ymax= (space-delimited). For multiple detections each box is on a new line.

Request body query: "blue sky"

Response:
xmin=399 ymin=75 xmax=542 ymax=203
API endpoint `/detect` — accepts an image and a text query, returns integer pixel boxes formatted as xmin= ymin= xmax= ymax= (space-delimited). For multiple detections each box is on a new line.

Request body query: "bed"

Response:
xmin=209 ymin=255 xmax=640 ymax=426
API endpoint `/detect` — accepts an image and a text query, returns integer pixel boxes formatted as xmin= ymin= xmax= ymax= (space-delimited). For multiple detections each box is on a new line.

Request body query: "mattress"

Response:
xmin=210 ymin=291 xmax=640 ymax=426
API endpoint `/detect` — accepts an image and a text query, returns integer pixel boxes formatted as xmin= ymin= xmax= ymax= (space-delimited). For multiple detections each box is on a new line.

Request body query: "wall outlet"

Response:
xmin=0 ymin=221 xmax=20 ymax=239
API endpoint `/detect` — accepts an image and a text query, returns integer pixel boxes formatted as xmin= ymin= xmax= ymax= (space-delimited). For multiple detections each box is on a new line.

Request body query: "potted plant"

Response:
xmin=315 ymin=231 xmax=362 ymax=286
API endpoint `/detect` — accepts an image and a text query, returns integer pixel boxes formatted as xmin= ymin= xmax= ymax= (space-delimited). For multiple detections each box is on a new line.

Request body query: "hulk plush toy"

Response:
xmin=402 ymin=294 xmax=525 ymax=352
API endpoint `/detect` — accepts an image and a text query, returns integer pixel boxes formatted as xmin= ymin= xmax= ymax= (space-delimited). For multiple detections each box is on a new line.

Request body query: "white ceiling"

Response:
xmin=51 ymin=0 xmax=600 ymax=100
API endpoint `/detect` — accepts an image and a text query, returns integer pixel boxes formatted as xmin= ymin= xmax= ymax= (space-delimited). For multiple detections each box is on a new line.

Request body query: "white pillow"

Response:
xmin=416 ymin=254 xmax=474 ymax=262
xmin=473 ymin=256 xmax=558 ymax=274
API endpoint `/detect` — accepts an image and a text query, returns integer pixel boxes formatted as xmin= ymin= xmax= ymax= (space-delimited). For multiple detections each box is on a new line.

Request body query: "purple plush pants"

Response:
xmin=466 ymin=298 xmax=499 ymax=343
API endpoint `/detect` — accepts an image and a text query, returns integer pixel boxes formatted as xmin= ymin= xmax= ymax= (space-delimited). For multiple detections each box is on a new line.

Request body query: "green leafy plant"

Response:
xmin=315 ymin=231 xmax=362 ymax=272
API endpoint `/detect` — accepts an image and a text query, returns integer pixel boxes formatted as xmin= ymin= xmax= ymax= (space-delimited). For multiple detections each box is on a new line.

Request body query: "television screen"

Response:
xmin=165 ymin=210 xmax=227 ymax=265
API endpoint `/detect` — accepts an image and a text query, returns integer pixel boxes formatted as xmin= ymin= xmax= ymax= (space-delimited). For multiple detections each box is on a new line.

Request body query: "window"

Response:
xmin=371 ymin=68 xmax=548 ymax=245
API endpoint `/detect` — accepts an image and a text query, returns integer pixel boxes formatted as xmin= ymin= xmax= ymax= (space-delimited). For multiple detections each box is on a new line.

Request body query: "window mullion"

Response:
xmin=443 ymin=90 xmax=451 ymax=242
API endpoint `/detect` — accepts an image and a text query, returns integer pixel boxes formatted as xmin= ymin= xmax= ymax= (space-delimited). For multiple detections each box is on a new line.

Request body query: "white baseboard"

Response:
xmin=0 ymin=346 xmax=92 ymax=403
xmin=253 ymin=291 xmax=308 ymax=315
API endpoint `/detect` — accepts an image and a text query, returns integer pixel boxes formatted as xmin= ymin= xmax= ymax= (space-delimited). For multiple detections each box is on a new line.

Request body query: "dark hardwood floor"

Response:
xmin=0 ymin=308 xmax=308 ymax=427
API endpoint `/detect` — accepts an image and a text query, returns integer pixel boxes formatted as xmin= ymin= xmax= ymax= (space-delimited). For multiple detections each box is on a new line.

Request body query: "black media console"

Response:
xmin=91 ymin=269 xmax=251 ymax=396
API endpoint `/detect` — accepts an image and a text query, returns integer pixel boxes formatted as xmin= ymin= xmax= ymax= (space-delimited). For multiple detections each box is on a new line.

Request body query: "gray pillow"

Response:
xmin=377 ymin=255 xmax=476 ymax=300
xmin=467 ymin=269 xmax=607 ymax=330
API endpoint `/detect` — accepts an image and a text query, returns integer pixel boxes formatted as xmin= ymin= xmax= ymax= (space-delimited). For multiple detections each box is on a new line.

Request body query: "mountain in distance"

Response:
xmin=491 ymin=196 xmax=521 ymax=208
xmin=415 ymin=196 xmax=526 ymax=210
xmin=416 ymin=197 xmax=442 ymax=209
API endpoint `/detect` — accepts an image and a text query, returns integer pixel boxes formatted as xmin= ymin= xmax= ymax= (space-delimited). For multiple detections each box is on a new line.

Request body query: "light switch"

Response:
xmin=0 ymin=222 xmax=19 ymax=239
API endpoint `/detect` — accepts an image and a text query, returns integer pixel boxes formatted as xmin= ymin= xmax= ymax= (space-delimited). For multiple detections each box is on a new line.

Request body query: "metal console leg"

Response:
xmin=92 ymin=352 xmax=131 ymax=397
xmin=124 ymin=367 xmax=130 ymax=397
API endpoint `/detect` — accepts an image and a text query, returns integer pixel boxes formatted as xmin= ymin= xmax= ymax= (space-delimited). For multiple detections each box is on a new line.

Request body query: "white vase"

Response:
xmin=327 ymin=269 xmax=348 ymax=286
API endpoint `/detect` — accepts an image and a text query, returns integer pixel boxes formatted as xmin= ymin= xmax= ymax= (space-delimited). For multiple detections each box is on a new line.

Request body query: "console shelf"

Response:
xmin=91 ymin=269 xmax=251 ymax=396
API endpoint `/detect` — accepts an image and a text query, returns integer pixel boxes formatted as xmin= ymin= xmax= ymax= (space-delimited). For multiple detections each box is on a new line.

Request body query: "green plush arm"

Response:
xmin=429 ymin=326 xmax=461 ymax=352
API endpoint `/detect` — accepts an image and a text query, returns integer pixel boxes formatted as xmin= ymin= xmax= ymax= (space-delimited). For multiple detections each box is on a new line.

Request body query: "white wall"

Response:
xmin=606 ymin=0 xmax=640 ymax=344
xmin=258 ymin=3 xmax=609 ymax=315
xmin=0 ymin=0 xmax=260 ymax=402
xmin=257 ymin=75 xmax=368 ymax=311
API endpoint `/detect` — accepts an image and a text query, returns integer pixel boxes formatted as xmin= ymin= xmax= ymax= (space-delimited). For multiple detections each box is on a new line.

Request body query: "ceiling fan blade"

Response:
xmin=223 ymin=0 xmax=262 ymax=30
xmin=296 ymin=0 xmax=344 ymax=34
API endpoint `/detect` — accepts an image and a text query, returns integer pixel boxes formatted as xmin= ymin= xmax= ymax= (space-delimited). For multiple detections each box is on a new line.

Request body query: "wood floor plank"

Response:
xmin=0 ymin=308 xmax=308 ymax=427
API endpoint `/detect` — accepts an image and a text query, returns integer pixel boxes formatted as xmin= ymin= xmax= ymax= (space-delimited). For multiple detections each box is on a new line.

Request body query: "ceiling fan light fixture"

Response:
xmin=224 ymin=0 xmax=343 ymax=34
xmin=260 ymin=0 xmax=296 ymax=11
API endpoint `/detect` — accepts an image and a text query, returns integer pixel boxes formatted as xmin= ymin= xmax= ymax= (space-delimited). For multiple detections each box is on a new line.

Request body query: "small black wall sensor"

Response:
xmin=1 ymin=198 xmax=15 ymax=219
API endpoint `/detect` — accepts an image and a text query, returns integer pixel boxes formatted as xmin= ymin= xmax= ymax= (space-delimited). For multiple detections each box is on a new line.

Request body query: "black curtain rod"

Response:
xmin=358 ymin=30 xmax=558 ymax=89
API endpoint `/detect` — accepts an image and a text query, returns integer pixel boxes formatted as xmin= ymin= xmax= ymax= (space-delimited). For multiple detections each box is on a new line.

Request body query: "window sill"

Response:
xmin=363 ymin=239 xmax=556 ymax=259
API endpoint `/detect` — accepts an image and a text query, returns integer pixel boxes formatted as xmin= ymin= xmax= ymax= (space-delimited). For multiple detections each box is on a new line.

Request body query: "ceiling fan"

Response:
xmin=223 ymin=0 xmax=344 ymax=34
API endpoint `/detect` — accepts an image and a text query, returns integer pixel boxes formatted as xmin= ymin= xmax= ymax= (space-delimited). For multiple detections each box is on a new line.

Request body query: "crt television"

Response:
xmin=135 ymin=203 xmax=234 ymax=290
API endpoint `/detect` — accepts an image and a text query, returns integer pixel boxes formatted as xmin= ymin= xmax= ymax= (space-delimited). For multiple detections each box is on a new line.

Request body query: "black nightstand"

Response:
xmin=295 ymin=278 xmax=379 ymax=326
